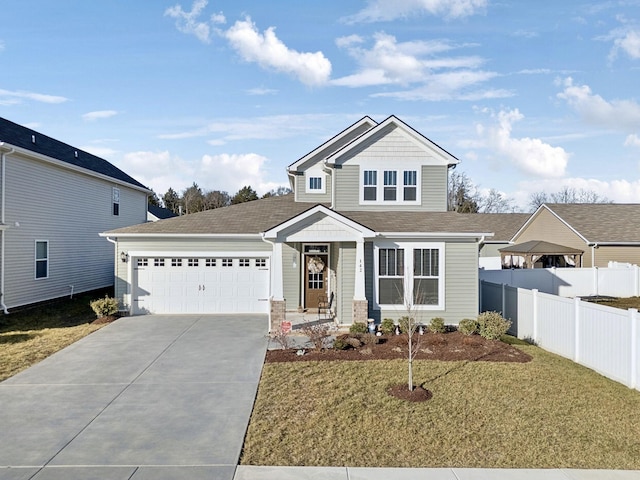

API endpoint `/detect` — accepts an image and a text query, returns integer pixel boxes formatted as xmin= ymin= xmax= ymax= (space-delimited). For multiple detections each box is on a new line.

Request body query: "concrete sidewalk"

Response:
xmin=234 ymin=466 xmax=640 ymax=479
xmin=0 ymin=314 xmax=268 ymax=480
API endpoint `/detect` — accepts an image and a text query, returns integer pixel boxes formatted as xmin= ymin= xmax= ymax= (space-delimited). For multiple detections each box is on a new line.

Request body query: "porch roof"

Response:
xmin=498 ymin=240 xmax=584 ymax=255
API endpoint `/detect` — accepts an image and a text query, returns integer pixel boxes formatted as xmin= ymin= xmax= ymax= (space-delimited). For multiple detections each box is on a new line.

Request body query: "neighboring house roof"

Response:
xmin=465 ymin=213 xmax=531 ymax=242
xmin=514 ymin=203 xmax=640 ymax=244
xmin=499 ymin=240 xmax=584 ymax=255
xmin=0 ymin=117 xmax=149 ymax=191
xmin=104 ymin=194 xmax=495 ymax=237
xmin=148 ymin=204 xmax=178 ymax=221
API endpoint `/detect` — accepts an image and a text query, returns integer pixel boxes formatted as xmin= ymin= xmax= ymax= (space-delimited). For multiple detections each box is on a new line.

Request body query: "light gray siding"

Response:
xmin=371 ymin=240 xmax=479 ymax=325
xmin=282 ymin=242 xmax=301 ymax=310
xmin=3 ymin=152 xmax=147 ymax=309
xmin=294 ymin=173 xmax=332 ymax=204
xmin=337 ymin=242 xmax=356 ymax=324
xmin=334 ymin=165 xmax=448 ymax=211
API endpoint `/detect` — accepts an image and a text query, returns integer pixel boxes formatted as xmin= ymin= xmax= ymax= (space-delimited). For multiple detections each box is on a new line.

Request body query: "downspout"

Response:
xmin=286 ymin=170 xmax=297 ymax=203
xmin=322 ymin=160 xmax=335 ymax=210
xmin=0 ymin=146 xmax=15 ymax=314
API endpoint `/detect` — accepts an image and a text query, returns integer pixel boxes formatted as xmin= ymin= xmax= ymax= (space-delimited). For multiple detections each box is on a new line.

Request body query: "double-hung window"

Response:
xmin=376 ymin=243 xmax=444 ymax=309
xmin=378 ymin=248 xmax=404 ymax=305
xmin=383 ymin=171 xmax=397 ymax=201
xmin=35 ymin=240 xmax=48 ymax=279
xmin=308 ymin=177 xmax=322 ymax=191
xmin=112 ymin=187 xmax=120 ymax=216
xmin=363 ymin=170 xmax=377 ymax=201
xmin=404 ymin=170 xmax=417 ymax=201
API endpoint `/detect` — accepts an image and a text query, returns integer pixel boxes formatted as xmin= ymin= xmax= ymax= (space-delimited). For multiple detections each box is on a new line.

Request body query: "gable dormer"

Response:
xmin=290 ymin=115 xmax=458 ymax=212
xmin=287 ymin=116 xmax=377 ymax=204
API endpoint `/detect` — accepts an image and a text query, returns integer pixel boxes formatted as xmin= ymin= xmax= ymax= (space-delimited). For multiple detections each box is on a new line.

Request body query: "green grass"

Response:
xmin=0 ymin=288 xmax=111 ymax=381
xmin=241 ymin=343 xmax=640 ymax=469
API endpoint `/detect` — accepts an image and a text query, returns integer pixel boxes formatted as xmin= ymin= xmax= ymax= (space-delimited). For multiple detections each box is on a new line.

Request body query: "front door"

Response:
xmin=304 ymin=253 xmax=328 ymax=310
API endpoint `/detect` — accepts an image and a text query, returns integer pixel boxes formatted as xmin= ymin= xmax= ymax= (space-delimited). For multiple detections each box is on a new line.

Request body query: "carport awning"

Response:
xmin=498 ymin=240 xmax=584 ymax=256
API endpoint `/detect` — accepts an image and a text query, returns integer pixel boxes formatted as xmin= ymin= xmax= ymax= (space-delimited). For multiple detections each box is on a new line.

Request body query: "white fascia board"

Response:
xmin=263 ymin=205 xmax=376 ymax=239
xmin=588 ymin=242 xmax=640 ymax=246
xmin=127 ymin=250 xmax=271 ymax=258
xmin=287 ymin=116 xmax=377 ymax=172
xmin=3 ymin=142 xmax=151 ymax=194
xmin=378 ymin=231 xmax=494 ymax=240
xmin=99 ymin=232 xmax=262 ymax=238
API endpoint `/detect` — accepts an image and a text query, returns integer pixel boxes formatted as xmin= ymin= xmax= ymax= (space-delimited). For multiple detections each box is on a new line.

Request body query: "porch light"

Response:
xmin=120 ymin=251 xmax=129 ymax=263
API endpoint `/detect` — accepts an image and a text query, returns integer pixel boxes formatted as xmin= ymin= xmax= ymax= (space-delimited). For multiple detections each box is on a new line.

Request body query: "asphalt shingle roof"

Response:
xmin=545 ymin=203 xmax=640 ymax=243
xmin=106 ymin=194 xmax=530 ymax=238
xmin=0 ymin=117 xmax=148 ymax=190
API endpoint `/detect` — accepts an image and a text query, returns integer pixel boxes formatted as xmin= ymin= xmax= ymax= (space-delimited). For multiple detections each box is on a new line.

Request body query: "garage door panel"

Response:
xmin=133 ymin=256 xmax=270 ymax=314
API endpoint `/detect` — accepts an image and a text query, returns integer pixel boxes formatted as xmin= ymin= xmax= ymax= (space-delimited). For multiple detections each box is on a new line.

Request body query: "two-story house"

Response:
xmin=0 ymin=118 xmax=150 ymax=311
xmin=102 ymin=116 xmax=496 ymax=330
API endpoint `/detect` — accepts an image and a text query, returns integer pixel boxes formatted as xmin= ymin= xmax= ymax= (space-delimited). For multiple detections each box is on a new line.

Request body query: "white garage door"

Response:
xmin=133 ymin=256 xmax=270 ymax=314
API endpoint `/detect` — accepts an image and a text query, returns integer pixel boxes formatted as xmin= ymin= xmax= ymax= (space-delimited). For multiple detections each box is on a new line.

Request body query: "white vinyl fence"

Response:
xmin=480 ymin=280 xmax=640 ymax=391
xmin=479 ymin=265 xmax=640 ymax=298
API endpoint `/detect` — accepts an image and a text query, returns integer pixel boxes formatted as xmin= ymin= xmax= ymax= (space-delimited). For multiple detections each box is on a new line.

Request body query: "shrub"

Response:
xmin=477 ymin=311 xmax=512 ymax=340
xmin=89 ymin=296 xmax=119 ymax=318
xmin=301 ymin=323 xmax=331 ymax=349
xmin=333 ymin=335 xmax=351 ymax=350
xmin=428 ymin=317 xmax=446 ymax=333
xmin=458 ymin=318 xmax=478 ymax=336
xmin=361 ymin=333 xmax=380 ymax=345
xmin=271 ymin=324 xmax=292 ymax=350
xmin=380 ymin=318 xmax=396 ymax=335
xmin=349 ymin=322 xmax=368 ymax=334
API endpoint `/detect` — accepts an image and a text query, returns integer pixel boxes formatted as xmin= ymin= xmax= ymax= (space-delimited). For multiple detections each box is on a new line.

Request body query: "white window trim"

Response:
xmin=360 ymin=168 xmax=421 ymax=205
xmin=373 ymin=241 xmax=445 ymax=310
xmin=112 ymin=186 xmax=120 ymax=216
xmin=35 ymin=240 xmax=49 ymax=280
xmin=305 ymin=171 xmax=326 ymax=194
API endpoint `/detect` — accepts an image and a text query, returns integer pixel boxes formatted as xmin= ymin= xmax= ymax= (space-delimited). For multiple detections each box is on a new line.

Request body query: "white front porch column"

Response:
xmin=354 ymin=238 xmax=366 ymax=300
xmin=271 ymin=241 xmax=284 ymax=301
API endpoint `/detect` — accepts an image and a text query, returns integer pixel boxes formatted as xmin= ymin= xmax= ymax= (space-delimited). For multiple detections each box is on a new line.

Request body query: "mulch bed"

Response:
xmin=90 ymin=315 xmax=118 ymax=325
xmin=265 ymin=331 xmax=532 ymax=364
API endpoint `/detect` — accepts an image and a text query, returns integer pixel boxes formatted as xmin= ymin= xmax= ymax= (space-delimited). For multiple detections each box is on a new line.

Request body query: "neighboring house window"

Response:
xmin=35 ymin=241 xmax=48 ymax=279
xmin=112 ymin=187 xmax=120 ymax=216
xmin=362 ymin=168 xmax=420 ymax=204
xmin=383 ymin=170 xmax=397 ymax=201
xmin=363 ymin=170 xmax=377 ymax=201
xmin=375 ymin=243 xmax=444 ymax=309
xmin=305 ymin=172 xmax=326 ymax=194
xmin=404 ymin=170 xmax=417 ymax=201
xmin=378 ymin=248 xmax=404 ymax=305
xmin=309 ymin=177 xmax=322 ymax=191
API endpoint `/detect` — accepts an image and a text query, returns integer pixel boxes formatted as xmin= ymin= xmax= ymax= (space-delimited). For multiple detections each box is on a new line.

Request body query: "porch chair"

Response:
xmin=318 ymin=292 xmax=334 ymax=322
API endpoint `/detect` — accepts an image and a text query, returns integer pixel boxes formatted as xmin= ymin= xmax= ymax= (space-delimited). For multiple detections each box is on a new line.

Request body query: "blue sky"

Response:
xmin=2 ymin=0 xmax=640 ymax=210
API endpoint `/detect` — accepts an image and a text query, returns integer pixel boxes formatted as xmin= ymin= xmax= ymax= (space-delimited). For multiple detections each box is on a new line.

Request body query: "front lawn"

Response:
xmin=241 ymin=340 xmax=640 ymax=469
xmin=0 ymin=289 xmax=110 ymax=381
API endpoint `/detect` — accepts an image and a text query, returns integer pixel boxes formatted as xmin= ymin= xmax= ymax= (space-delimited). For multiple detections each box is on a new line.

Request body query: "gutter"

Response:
xmin=0 ymin=144 xmax=15 ymax=313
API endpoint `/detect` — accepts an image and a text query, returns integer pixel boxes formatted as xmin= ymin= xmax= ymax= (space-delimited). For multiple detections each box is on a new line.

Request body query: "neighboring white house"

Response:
xmin=0 ymin=117 xmax=150 ymax=311
xmin=102 ymin=115 xmax=502 ymax=330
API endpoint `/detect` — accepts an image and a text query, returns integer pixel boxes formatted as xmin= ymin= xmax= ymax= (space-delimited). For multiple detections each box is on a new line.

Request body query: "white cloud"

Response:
xmin=165 ymin=0 xmax=212 ymax=44
xmin=603 ymin=23 xmax=640 ymax=61
xmin=625 ymin=134 xmax=640 ymax=147
xmin=0 ymin=88 xmax=68 ymax=105
xmin=246 ymin=87 xmax=278 ymax=96
xmin=119 ymin=150 xmax=279 ymax=196
xmin=211 ymin=11 xmax=226 ymax=25
xmin=0 ymin=40 xmax=5 ymax=52
xmin=224 ymin=17 xmax=331 ymax=87
xmin=82 ymin=110 xmax=118 ymax=122
xmin=344 ymin=0 xmax=487 ymax=23
xmin=477 ymin=108 xmax=569 ymax=178
xmin=557 ymin=77 xmax=640 ymax=132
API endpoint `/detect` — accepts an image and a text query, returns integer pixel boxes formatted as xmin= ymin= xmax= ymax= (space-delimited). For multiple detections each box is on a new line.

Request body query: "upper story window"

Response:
xmin=361 ymin=168 xmax=419 ymax=205
xmin=112 ymin=187 xmax=120 ymax=216
xmin=305 ymin=171 xmax=326 ymax=194
xmin=35 ymin=240 xmax=48 ymax=279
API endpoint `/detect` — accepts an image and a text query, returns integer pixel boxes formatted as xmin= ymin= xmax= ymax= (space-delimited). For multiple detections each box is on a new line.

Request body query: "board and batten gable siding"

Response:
xmin=3 ymin=152 xmax=147 ymax=308
xmin=113 ymin=237 xmax=271 ymax=306
xmin=514 ymin=208 xmax=590 ymax=265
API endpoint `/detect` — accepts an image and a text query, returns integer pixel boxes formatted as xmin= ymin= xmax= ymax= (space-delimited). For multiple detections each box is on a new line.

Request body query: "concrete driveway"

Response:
xmin=0 ymin=314 xmax=268 ymax=480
